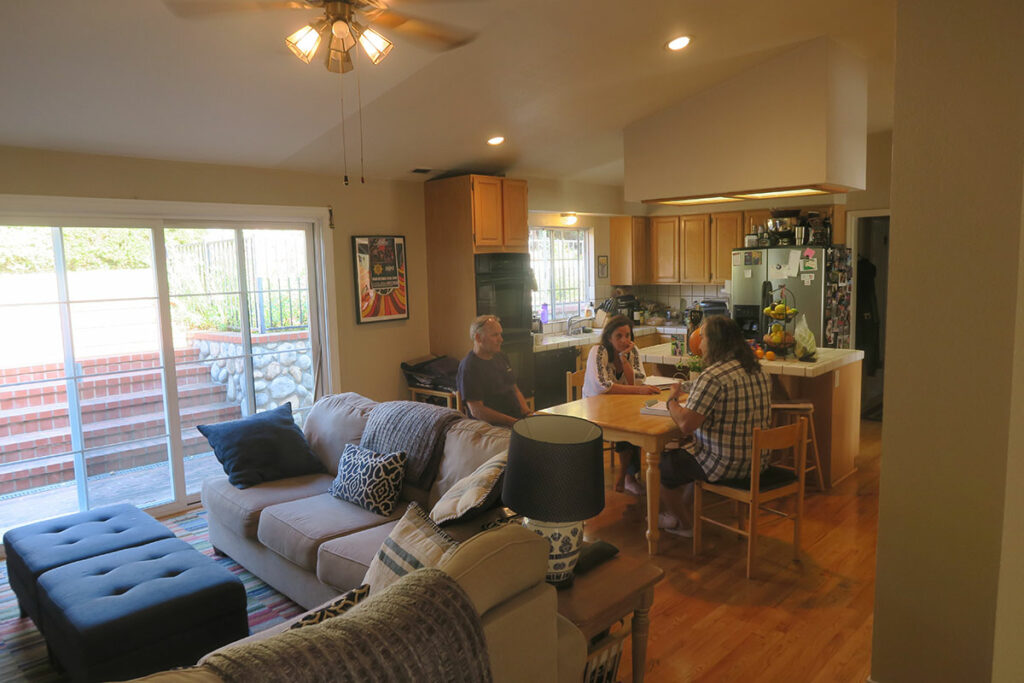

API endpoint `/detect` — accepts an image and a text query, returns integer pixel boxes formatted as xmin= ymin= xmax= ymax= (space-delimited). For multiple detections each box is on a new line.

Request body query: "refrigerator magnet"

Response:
xmin=801 ymin=273 xmax=815 ymax=285
xmin=803 ymin=247 xmax=816 ymax=258
xmin=801 ymin=258 xmax=818 ymax=272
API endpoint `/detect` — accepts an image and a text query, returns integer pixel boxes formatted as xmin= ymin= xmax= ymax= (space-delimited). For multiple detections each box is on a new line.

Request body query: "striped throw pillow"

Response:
xmin=429 ymin=452 xmax=506 ymax=525
xmin=363 ymin=502 xmax=459 ymax=594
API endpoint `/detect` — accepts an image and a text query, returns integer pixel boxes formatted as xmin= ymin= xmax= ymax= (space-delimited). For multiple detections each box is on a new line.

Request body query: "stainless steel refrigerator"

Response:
xmin=730 ymin=246 xmax=852 ymax=348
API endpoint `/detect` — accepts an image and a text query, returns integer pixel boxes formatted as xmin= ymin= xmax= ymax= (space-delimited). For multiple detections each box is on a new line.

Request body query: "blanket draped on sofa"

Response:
xmin=203 ymin=568 xmax=492 ymax=683
xmin=359 ymin=400 xmax=463 ymax=490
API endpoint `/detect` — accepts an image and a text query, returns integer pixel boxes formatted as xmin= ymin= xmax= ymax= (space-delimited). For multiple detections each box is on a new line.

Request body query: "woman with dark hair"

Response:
xmin=658 ymin=315 xmax=771 ymax=537
xmin=582 ymin=314 xmax=660 ymax=494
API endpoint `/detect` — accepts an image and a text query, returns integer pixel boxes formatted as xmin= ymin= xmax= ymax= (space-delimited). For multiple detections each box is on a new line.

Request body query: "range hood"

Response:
xmin=624 ymin=37 xmax=867 ymax=205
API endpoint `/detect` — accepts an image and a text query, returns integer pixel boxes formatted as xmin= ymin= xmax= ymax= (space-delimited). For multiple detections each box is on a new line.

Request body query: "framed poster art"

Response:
xmin=352 ymin=235 xmax=409 ymax=324
xmin=597 ymin=255 xmax=609 ymax=279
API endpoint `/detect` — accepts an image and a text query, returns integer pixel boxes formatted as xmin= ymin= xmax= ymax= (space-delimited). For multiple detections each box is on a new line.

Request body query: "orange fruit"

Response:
xmin=755 ymin=348 xmax=765 ymax=358
xmin=688 ymin=327 xmax=703 ymax=355
xmin=765 ymin=351 xmax=776 ymax=361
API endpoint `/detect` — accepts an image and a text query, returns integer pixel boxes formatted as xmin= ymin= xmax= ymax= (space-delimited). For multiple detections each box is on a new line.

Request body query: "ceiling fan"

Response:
xmin=164 ymin=0 xmax=477 ymax=74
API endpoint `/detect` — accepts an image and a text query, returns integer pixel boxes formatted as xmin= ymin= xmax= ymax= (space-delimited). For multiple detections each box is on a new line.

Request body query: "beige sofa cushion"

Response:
xmin=303 ymin=392 xmax=379 ymax=473
xmin=428 ymin=419 xmax=510 ymax=507
xmin=316 ymin=521 xmax=398 ymax=591
xmin=202 ymin=473 xmax=335 ymax=540
xmin=258 ymin=493 xmax=405 ymax=571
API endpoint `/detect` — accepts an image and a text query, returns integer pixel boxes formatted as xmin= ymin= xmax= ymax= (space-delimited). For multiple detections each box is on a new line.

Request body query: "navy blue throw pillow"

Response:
xmin=197 ymin=403 xmax=325 ymax=489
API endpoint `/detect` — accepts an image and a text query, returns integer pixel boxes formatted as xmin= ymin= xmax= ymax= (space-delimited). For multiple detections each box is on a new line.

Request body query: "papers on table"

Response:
xmin=640 ymin=399 xmax=670 ymax=416
xmin=642 ymin=376 xmax=680 ymax=389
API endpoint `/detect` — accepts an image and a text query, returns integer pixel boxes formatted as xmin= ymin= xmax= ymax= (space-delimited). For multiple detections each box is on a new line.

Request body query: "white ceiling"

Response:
xmin=0 ymin=0 xmax=896 ymax=185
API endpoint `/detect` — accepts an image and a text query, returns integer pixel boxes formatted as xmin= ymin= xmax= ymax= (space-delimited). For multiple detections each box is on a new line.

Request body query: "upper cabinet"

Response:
xmin=709 ymin=211 xmax=744 ymax=282
xmin=470 ymin=176 xmax=504 ymax=247
xmin=680 ymin=215 xmax=710 ymax=283
xmin=744 ymin=209 xmax=772 ymax=235
xmin=501 ymin=179 xmax=529 ymax=248
xmin=430 ymin=174 xmax=529 ymax=253
xmin=609 ymin=216 xmax=648 ymax=285
xmin=649 ymin=216 xmax=680 ymax=283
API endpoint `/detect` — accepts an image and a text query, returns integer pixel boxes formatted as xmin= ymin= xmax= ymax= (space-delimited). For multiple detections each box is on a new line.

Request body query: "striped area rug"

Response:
xmin=0 ymin=508 xmax=305 ymax=682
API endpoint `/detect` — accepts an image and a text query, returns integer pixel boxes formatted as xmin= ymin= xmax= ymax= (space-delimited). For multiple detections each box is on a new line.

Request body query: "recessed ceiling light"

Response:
xmin=487 ymin=136 xmax=505 ymax=146
xmin=666 ymin=35 xmax=691 ymax=51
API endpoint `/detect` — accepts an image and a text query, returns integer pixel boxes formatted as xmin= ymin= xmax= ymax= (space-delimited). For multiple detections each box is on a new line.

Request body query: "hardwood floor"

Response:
xmin=586 ymin=420 xmax=882 ymax=682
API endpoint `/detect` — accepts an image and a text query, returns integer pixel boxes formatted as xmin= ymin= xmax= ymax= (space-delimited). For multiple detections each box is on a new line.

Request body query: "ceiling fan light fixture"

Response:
xmin=331 ymin=20 xmax=357 ymax=53
xmin=355 ymin=24 xmax=394 ymax=65
xmin=487 ymin=136 xmax=505 ymax=146
xmin=325 ymin=36 xmax=355 ymax=73
xmin=286 ymin=18 xmax=330 ymax=64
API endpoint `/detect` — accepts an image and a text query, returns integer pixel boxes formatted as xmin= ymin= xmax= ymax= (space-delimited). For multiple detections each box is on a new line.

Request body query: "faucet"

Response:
xmin=566 ymin=315 xmax=593 ymax=335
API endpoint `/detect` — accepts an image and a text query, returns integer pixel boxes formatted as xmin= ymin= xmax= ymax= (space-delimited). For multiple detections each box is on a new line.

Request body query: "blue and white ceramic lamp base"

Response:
xmin=521 ymin=518 xmax=584 ymax=587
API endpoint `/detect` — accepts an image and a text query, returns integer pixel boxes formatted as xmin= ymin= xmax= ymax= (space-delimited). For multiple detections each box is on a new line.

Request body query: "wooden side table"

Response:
xmin=408 ymin=386 xmax=463 ymax=412
xmin=557 ymin=554 xmax=664 ymax=683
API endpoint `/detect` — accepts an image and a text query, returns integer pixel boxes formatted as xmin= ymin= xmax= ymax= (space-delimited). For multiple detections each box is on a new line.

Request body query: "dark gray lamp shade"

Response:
xmin=502 ymin=414 xmax=605 ymax=522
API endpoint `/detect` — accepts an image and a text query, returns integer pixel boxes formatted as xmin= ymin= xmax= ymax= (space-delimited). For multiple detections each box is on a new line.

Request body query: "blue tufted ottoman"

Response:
xmin=36 ymin=536 xmax=249 ymax=682
xmin=3 ymin=503 xmax=175 ymax=629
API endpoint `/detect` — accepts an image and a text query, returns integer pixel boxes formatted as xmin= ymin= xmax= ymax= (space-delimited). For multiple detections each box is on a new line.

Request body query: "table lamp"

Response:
xmin=502 ymin=414 xmax=605 ymax=588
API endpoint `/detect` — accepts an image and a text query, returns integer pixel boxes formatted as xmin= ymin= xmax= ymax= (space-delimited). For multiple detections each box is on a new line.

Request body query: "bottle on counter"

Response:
xmin=540 ymin=303 xmax=549 ymax=324
xmin=585 ymin=302 xmax=594 ymax=318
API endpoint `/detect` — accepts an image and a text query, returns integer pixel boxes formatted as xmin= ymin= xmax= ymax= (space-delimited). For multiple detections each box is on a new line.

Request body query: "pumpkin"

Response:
xmin=688 ymin=327 xmax=703 ymax=355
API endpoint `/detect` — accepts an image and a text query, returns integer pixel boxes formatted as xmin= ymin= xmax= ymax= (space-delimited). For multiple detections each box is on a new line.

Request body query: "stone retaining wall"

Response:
xmin=190 ymin=331 xmax=314 ymax=416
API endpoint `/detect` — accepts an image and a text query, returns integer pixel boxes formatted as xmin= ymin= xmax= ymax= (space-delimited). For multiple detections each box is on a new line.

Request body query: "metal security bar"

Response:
xmin=529 ymin=228 xmax=589 ymax=320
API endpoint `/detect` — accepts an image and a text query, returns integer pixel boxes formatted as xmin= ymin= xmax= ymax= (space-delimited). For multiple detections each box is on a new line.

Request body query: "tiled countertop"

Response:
xmin=532 ymin=326 xmax=685 ymax=351
xmin=639 ymin=343 xmax=864 ymax=378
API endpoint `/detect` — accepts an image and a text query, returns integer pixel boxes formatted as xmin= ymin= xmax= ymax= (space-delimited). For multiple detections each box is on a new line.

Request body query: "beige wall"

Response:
xmin=0 ymin=145 xmax=429 ymax=401
xmin=846 ymin=130 xmax=892 ymax=213
xmin=871 ymin=1 xmax=1024 ymax=681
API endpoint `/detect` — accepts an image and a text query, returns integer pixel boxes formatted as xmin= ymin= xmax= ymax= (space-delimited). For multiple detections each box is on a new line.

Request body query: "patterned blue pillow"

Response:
xmin=329 ymin=444 xmax=407 ymax=516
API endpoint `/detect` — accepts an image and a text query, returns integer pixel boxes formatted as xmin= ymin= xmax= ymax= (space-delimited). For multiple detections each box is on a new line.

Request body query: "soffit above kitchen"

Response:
xmin=624 ymin=37 xmax=868 ymax=205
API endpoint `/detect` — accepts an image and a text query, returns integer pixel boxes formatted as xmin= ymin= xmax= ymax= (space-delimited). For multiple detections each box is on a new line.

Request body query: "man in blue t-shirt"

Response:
xmin=457 ymin=316 xmax=532 ymax=427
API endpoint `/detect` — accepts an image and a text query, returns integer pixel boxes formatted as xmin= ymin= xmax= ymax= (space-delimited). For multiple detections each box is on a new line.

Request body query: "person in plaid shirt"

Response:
xmin=659 ymin=315 xmax=771 ymax=537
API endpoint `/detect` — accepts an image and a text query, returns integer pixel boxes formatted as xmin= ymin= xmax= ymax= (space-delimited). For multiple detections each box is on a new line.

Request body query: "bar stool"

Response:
xmin=771 ymin=402 xmax=825 ymax=491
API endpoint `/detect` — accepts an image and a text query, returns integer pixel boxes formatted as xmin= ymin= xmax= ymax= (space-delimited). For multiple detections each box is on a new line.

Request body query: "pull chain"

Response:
xmin=340 ymin=74 xmax=349 ymax=186
xmin=356 ymin=67 xmax=365 ymax=184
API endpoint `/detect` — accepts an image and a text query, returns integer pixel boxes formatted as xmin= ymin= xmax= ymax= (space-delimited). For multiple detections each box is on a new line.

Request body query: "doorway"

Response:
xmin=855 ymin=216 xmax=890 ymax=420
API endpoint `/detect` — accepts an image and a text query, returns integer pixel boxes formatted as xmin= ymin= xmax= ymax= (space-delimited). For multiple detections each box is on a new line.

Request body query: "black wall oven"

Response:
xmin=475 ymin=253 xmax=535 ymax=399
xmin=475 ymin=253 xmax=534 ymax=335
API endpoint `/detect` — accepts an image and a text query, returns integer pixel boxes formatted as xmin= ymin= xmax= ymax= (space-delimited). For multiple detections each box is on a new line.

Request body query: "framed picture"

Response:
xmin=597 ymin=255 xmax=609 ymax=279
xmin=352 ymin=235 xmax=409 ymax=324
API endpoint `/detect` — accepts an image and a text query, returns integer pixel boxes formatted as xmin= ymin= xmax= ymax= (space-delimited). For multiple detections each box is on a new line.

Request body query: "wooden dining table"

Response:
xmin=541 ymin=392 xmax=684 ymax=555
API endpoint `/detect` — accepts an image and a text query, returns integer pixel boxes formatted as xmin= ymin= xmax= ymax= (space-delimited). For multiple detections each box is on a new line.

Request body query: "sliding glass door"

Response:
xmin=0 ymin=220 xmax=321 ymax=537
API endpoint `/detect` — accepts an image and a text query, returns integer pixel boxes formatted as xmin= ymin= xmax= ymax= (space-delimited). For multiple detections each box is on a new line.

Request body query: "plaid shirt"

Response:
xmin=684 ymin=359 xmax=771 ymax=481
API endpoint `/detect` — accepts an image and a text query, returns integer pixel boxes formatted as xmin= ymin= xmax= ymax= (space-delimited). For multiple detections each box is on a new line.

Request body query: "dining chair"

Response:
xmin=692 ymin=417 xmax=807 ymax=579
xmin=564 ymin=369 xmax=614 ymax=471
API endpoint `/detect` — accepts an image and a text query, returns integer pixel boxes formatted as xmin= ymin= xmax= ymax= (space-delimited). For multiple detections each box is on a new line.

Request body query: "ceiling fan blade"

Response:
xmin=163 ymin=0 xmax=319 ymax=18
xmin=365 ymin=8 xmax=476 ymax=51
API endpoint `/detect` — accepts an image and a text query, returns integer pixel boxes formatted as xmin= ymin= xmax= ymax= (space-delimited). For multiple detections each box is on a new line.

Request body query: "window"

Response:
xmin=529 ymin=228 xmax=591 ymax=320
xmin=0 ymin=198 xmax=335 ymax=539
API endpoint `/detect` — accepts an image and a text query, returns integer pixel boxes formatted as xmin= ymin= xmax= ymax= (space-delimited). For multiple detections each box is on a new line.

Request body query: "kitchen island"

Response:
xmin=639 ymin=343 xmax=865 ymax=488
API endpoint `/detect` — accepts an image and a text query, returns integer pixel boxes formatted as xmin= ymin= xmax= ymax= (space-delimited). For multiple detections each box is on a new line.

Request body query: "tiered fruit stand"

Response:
xmin=761 ymin=286 xmax=798 ymax=357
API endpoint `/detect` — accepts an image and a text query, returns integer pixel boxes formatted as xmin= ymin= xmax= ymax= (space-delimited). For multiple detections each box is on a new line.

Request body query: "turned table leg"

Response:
xmin=632 ymin=587 xmax=655 ymax=682
xmin=645 ymin=449 xmax=661 ymax=555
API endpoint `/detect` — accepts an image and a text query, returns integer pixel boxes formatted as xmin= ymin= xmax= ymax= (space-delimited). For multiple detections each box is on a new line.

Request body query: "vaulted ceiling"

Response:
xmin=0 ymin=0 xmax=895 ymax=185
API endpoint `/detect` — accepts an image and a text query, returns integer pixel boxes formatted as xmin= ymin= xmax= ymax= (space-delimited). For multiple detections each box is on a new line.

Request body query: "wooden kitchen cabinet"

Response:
xmin=649 ymin=216 xmax=680 ymax=283
xmin=424 ymin=174 xmax=529 ymax=360
xmin=609 ymin=216 xmax=648 ymax=285
xmin=431 ymin=174 xmax=530 ymax=253
xmin=680 ymin=214 xmax=710 ymax=282
xmin=710 ymin=211 xmax=744 ymax=282
xmin=744 ymin=209 xmax=772 ymax=235
xmin=501 ymin=179 xmax=529 ymax=248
